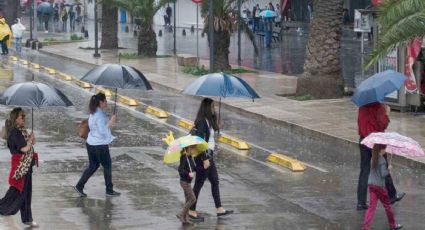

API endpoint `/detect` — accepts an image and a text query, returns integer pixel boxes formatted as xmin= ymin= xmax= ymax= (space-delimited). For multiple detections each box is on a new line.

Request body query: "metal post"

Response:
xmin=173 ymin=0 xmax=176 ymax=55
xmin=29 ymin=0 xmax=33 ymax=40
xmin=208 ymin=0 xmax=214 ymax=72
xmin=93 ymin=0 xmax=100 ymax=58
xmin=361 ymin=32 xmax=364 ymax=81
xmin=196 ymin=3 xmax=199 ymax=67
xmin=237 ymin=0 xmax=241 ymax=65
xmin=33 ymin=0 xmax=37 ymax=40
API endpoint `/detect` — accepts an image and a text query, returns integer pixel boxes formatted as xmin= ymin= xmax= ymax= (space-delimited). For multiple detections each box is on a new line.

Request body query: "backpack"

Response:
xmin=77 ymin=119 xmax=89 ymax=139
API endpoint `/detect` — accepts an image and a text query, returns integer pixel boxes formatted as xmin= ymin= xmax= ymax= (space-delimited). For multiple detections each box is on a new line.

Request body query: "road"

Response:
xmin=0 ymin=53 xmax=424 ymax=229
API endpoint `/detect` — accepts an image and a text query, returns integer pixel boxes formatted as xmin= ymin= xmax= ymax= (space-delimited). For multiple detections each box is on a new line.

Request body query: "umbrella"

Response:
xmin=0 ymin=81 xmax=73 ymax=131
xmin=361 ymin=132 xmax=425 ymax=157
xmin=164 ymin=134 xmax=208 ymax=164
xmin=182 ymin=72 xmax=260 ymax=123
xmin=80 ymin=64 xmax=153 ymax=113
xmin=37 ymin=2 xmax=52 ymax=14
xmin=259 ymin=10 xmax=277 ymax=18
xmin=352 ymin=70 xmax=407 ymax=107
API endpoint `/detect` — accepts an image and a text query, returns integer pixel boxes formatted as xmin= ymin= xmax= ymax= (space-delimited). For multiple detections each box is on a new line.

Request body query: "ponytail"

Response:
xmin=89 ymin=93 xmax=106 ymax=114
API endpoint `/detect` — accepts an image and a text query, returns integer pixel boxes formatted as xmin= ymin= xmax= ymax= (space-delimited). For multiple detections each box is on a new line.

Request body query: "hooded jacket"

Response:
xmin=0 ymin=18 xmax=12 ymax=47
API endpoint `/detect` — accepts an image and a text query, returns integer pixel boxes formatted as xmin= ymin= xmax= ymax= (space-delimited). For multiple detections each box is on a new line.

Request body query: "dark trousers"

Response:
xmin=0 ymin=167 xmax=33 ymax=223
xmin=357 ymin=140 xmax=397 ymax=205
xmin=180 ymin=181 xmax=196 ymax=218
xmin=190 ymin=159 xmax=221 ymax=211
xmin=76 ymin=144 xmax=113 ymax=193
xmin=1 ymin=35 xmax=9 ymax=54
xmin=20 ymin=167 xmax=33 ymax=223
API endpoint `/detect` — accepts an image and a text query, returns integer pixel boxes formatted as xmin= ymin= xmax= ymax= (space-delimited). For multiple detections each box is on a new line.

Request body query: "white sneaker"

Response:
xmin=24 ymin=221 xmax=39 ymax=227
xmin=44 ymin=30 xmax=48 ymax=33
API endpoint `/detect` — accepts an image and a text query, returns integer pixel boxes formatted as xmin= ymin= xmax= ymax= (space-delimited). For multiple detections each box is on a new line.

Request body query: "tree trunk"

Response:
xmin=100 ymin=4 xmax=118 ymax=49
xmin=296 ymin=0 xmax=344 ymax=99
xmin=137 ymin=24 xmax=157 ymax=56
xmin=2 ymin=0 xmax=19 ymax=25
xmin=211 ymin=30 xmax=231 ymax=71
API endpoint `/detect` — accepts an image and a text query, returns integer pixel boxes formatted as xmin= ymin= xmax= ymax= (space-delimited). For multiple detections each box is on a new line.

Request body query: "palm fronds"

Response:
xmin=366 ymin=0 xmax=425 ymax=69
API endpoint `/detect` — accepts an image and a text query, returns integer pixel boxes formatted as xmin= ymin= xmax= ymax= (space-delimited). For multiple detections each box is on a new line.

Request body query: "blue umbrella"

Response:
xmin=259 ymin=10 xmax=277 ymax=18
xmin=182 ymin=72 xmax=260 ymax=124
xmin=351 ymin=70 xmax=407 ymax=107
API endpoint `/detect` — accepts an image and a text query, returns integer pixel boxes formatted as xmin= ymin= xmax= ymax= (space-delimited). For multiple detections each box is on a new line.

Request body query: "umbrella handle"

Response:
xmin=113 ymin=88 xmax=118 ymax=115
xmin=186 ymin=155 xmax=192 ymax=173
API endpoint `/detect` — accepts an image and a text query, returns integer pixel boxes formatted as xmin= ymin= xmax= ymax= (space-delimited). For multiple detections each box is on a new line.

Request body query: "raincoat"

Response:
xmin=0 ymin=18 xmax=12 ymax=48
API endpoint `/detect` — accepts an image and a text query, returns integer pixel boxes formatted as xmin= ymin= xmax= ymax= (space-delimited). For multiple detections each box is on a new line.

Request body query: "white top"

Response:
xmin=11 ymin=21 xmax=26 ymax=38
xmin=206 ymin=119 xmax=215 ymax=150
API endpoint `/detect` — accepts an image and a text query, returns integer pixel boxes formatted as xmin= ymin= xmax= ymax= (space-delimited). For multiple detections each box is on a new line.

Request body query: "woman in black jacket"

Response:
xmin=188 ymin=98 xmax=233 ymax=220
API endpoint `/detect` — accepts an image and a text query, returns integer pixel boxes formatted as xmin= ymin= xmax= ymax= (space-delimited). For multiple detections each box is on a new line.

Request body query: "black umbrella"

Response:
xmin=0 ymin=81 xmax=73 ymax=131
xmin=80 ymin=64 xmax=153 ymax=113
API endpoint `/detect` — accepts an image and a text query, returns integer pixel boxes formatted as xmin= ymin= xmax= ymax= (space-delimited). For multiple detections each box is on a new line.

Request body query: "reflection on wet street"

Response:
xmin=0 ymin=54 xmax=425 ymax=229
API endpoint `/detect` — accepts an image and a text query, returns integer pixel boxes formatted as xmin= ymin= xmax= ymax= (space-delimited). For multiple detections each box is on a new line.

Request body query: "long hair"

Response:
xmin=195 ymin=98 xmax=219 ymax=131
xmin=89 ymin=93 xmax=106 ymax=114
xmin=5 ymin=107 xmax=24 ymax=141
xmin=371 ymin=144 xmax=386 ymax=169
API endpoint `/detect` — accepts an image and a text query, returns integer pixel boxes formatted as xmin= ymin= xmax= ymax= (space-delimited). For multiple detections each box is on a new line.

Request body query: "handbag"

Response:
xmin=77 ymin=119 xmax=89 ymax=139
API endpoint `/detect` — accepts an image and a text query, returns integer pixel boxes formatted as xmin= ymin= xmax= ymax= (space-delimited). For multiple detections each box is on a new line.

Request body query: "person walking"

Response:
xmin=0 ymin=108 xmax=39 ymax=227
xmin=176 ymin=145 xmax=200 ymax=224
xmin=357 ymin=103 xmax=405 ymax=210
xmin=166 ymin=4 xmax=172 ymax=26
xmin=188 ymin=98 xmax=233 ymax=221
xmin=362 ymin=144 xmax=403 ymax=230
xmin=69 ymin=6 xmax=76 ymax=32
xmin=60 ymin=7 xmax=68 ymax=32
xmin=11 ymin=18 xmax=26 ymax=56
xmin=0 ymin=17 xmax=12 ymax=55
xmin=74 ymin=93 xmax=120 ymax=197
xmin=252 ymin=4 xmax=260 ymax=33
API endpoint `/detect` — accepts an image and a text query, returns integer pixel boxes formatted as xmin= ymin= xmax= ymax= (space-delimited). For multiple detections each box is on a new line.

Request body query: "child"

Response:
xmin=177 ymin=145 xmax=200 ymax=224
xmin=362 ymin=144 xmax=403 ymax=230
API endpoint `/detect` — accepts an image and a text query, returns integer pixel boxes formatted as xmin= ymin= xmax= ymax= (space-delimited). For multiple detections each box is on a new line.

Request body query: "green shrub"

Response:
xmin=288 ymin=94 xmax=315 ymax=101
xmin=182 ymin=66 xmax=209 ymax=76
xmin=70 ymin=34 xmax=84 ymax=40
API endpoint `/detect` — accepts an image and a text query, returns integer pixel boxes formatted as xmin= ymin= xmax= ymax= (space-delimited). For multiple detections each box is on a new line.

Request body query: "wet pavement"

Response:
xmin=1 ymin=53 xmax=425 ymax=229
xmin=19 ymin=16 xmax=372 ymax=88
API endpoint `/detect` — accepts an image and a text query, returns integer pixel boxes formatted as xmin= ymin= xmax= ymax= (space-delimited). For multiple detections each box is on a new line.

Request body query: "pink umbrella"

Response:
xmin=361 ymin=132 xmax=425 ymax=157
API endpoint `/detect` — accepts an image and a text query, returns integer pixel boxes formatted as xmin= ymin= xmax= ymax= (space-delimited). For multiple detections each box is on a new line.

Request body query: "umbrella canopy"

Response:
xmin=361 ymin=132 xmax=425 ymax=157
xmin=164 ymin=135 xmax=208 ymax=164
xmin=352 ymin=70 xmax=407 ymax=107
xmin=37 ymin=2 xmax=52 ymax=14
xmin=80 ymin=64 xmax=153 ymax=90
xmin=259 ymin=10 xmax=277 ymax=18
xmin=182 ymin=72 xmax=260 ymax=99
xmin=0 ymin=82 xmax=73 ymax=107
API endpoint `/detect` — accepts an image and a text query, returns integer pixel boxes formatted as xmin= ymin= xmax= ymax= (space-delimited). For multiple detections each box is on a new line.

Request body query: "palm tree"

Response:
xmin=365 ymin=0 xmax=425 ymax=68
xmin=120 ymin=0 xmax=173 ymax=56
xmin=296 ymin=0 xmax=345 ymax=99
xmin=100 ymin=0 xmax=119 ymax=49
xmin=200 ymin=0 xmax=257 ymax=71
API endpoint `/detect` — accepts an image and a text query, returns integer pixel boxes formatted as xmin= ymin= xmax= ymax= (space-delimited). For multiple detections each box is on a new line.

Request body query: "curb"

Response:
xmin=37 ymin=49 xmax=425 ymax=170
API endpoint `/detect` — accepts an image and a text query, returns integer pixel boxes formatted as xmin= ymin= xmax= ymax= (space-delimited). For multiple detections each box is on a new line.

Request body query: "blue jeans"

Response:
xmin=15 ymin=38 xmax=22 ymax=55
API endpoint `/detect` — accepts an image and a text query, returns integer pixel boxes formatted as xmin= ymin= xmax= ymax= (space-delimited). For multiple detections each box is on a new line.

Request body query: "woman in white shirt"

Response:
xmin=74 ymin=93 xmax=120 ymax=197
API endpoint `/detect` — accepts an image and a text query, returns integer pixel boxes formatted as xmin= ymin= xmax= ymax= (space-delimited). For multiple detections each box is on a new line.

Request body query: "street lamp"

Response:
xmin=93 ymin=0 xmax=100 ymax=58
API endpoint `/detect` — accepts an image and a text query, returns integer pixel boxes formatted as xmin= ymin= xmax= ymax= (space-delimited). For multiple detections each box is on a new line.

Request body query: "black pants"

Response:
xmin=76 ymin=144 xmax=113 ymax=193
xmin=357 ymin=139 xmax=397 ymax=205
xmin=0 ymin=167 xmax=33 ymax=223
xmin=1 ymin=35 xmax=9 ymax=54
xmin=190 ymin=158 xmax=221 ymax=211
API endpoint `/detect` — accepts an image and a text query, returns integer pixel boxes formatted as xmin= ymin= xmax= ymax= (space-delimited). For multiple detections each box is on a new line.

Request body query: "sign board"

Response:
xmin=379 ymin=48 xmax=399 ymax=100
xmin=192 ymin=0 xmax=202 ymax=3
xmin=354 ymin=10 xmax=372 ymax=33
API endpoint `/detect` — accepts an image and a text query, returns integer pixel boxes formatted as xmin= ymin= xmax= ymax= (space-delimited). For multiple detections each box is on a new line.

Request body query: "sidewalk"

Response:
xmin=38 ymin=42 xmax=425 ymax=167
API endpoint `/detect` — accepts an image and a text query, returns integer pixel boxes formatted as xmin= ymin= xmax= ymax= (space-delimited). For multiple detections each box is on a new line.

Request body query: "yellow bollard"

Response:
xmin=145 ymin=106 xmax=169 ymax=118
xmin=218 ymin=134 xmax=250 ymax=150
xmin=267 ymin=153 xmax=306 ymax=172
